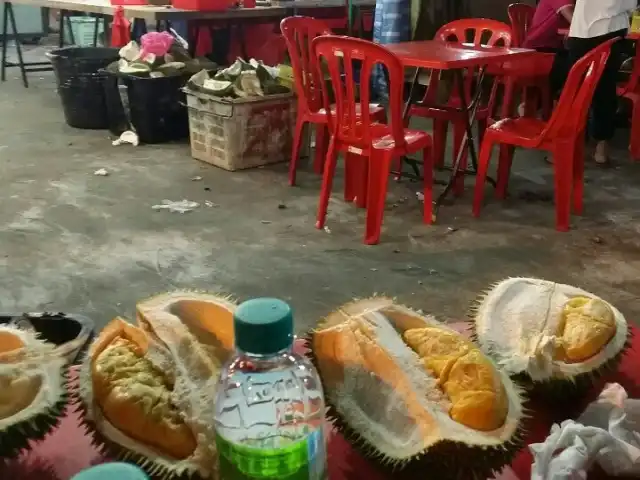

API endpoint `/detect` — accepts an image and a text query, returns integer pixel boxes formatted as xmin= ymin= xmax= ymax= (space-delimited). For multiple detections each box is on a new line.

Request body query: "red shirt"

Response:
xmin=523 ymin=0 xmax=573 ymax=49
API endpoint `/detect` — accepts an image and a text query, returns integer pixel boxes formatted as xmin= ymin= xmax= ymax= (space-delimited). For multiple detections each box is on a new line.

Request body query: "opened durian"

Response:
xmin=470 ymin=277 xmax=629 ymax=394
xmin=76 ymin=291 xmax=237 ymax=479
xmin=308 ymin=297 xmax=526 ymax=480
xmin=0 ymin=325 xmax=68 ymax=459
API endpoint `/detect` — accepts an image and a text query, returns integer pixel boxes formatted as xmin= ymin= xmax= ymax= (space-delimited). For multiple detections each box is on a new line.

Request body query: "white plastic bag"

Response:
xmin=530 ymin=383 xmax=640 ymax=479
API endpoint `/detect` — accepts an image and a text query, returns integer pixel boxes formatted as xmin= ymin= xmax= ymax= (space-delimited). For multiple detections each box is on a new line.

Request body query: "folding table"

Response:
xmin=383 ymin=41 xmax=535 ymax=219
xmin=0 ymin=0 xmax=377 ymax=88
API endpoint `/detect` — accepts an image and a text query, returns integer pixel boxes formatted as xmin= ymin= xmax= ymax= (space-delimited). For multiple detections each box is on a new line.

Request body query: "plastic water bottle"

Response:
xmin=214 ymin=298 xmax=327 ymax=480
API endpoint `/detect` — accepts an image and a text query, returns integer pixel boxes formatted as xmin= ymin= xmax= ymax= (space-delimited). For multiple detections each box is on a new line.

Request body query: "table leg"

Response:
xmin=58 ymin=9 xmax=66 ymax=47
xmin=455 ymin=67 xmax=483 ymax=173
xmin=432 ymin=67 xmax=489 ymax=214
xmin=1 ymin=2 xmax=8 ymax=82
xmin=7 ymin=2 xmax=27 ymax=87
xmin=92 ymin=14 xmax=100 ymax=47
xmin=0 ymin=1 xmax=53 ymax=87
xmin=66 ymin=13 xmax=75 ymax=45
xmin=102 ymin=16 xmax=110 ymax=46
xmin=394 ymin=68 xmax=423 ymax=180
xmin=236 ymin=21 xmax=248 ymax=60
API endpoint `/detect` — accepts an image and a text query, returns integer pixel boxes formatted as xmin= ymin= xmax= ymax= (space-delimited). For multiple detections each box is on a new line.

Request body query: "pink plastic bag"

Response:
xmin=139 ymin=31 xmax=175 ymax=58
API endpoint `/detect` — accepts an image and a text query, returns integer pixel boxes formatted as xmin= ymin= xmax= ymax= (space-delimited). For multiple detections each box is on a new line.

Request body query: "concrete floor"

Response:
xmin=1 ymin=45 xmax=640 ymax=334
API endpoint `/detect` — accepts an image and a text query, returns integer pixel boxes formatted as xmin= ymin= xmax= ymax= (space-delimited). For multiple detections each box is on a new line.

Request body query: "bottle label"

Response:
xmin=216 ymin=429 xmax=327 ymax=480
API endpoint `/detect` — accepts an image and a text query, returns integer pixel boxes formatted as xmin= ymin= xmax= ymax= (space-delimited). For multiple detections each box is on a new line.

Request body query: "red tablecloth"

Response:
xmin=2 ymin=323 xmax=638 ymax=480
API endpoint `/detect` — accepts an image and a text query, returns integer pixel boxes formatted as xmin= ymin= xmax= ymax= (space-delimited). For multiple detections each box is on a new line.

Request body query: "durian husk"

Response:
xmin=469 ymin=277 xmax=631 ymax=398
xmin=0 ymin=325 xmax=68 ymax=459
xmin=74 ymin=290 xmax=237 ymax=480
xmin=307 ymin=296 xmax=527 ymax=480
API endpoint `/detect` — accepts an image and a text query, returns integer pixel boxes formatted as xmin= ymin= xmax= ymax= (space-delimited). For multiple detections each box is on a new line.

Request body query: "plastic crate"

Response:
xmin=184 ymin=87 xmax=296 ymax=171
xmin=69 ymin=17 xmax=104 ymax=47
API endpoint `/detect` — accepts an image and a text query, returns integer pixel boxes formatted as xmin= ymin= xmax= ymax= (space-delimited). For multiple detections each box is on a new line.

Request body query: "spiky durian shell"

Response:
xmin=0 ymin=369 xmax=68 ymax=460
xmin=74 ymin=290 xmax=237 ymax=480
xmin=0 ymin=327 xmax=68 ymax=458
xmin=468 ymin=277 xmax=631 ymax=403
xmin=0 ymin=455 xmax=60 ymax=478
xmin=306 ymin=296 xmax=529 ymax=480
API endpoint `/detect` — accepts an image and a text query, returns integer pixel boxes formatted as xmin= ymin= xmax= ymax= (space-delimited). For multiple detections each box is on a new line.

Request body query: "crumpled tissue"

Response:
xmin=530 ymin=383 xmax=640 ymax=479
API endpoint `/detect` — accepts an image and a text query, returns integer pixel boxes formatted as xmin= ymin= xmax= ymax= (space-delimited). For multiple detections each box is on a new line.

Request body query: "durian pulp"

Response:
xmin=92 ymin=336 xmax=197 ymax=459
xmin=474 ymin=278 xmax=628 ymax=381
xmin=402 ymin=327 xmax=508 ymax=431
xmin=82 ymin=301 xmax=233 ymax=479
xmin=0 ymin=327 xmax=66 ymax=431
xmin=313 ymin=298 xmax=523 ymax=462
xmin=557 ymin=296 xmax=616 ymax=363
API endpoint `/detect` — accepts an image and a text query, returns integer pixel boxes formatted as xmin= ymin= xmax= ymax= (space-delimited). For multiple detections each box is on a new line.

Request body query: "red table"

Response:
xmin=2 ymin=322 xmax=638 ymax=480
xmin=382 ymin=41 xmax=536 ymax=217
xmin=385 ymin=41 xmax=535 ymax=70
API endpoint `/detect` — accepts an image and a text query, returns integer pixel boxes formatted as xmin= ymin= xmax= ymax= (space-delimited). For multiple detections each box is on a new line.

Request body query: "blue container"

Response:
xmin=70 ymin=463 xmax=149 ymax=480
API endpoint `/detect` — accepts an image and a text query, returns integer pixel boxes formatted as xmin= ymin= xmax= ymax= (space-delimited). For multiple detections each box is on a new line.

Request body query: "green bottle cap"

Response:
xmin=234 ymin=298 xmax=293 ymax=355
xmin=71 ymin=463 xmax=149 ymax=480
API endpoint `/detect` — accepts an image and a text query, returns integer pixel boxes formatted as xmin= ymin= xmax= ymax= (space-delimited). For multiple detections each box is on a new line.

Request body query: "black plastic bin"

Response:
xmin=48 ymin=47 xmax=120 ymax=130
xmin=103 ymin=71 xmax=190 ymax=144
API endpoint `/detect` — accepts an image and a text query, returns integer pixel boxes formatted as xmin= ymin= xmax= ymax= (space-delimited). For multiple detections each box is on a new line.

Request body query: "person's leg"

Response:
xmin=534 ymin=47 xmax=568 ymax=97
xmin=590 ymin=31 xmax=625 ymax=162
xmin=566 ymin=30 xmax=626 ymax=163
xmin=548 ymin=49 xmax=569 ymax=97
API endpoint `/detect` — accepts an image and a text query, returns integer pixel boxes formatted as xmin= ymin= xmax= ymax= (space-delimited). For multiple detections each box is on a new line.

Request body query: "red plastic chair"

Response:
xmin=497 ymin=3 xmax=553 ymax=120
xmin=472 ymin=38 xmax=617 ymax=231
xmin=312 ymin=36 xmax=433 ymax=245
xmin=508 ymin=2 xmax=534 ymax=48
xmin=407 ymin=19 xmax=512 ymax=196
xmin=617 ymin=39 xmax=640 ymax=160
xmin=280 ymin=16 xmax=385 ymax=186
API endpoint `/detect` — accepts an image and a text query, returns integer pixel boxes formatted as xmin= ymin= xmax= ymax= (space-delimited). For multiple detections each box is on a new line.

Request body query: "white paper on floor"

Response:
xmin=112 ymin=130 xmax=139 ymax=147
xmin=152 ymin=200 xmax=199 ymax=213
xmin=530 ymin=383 xmax=640 ymax=479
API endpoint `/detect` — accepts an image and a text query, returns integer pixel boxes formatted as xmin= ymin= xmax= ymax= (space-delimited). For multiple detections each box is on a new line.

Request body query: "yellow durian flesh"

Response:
xmin=92 ymin=331 xmax=196 ymax=460
xmin=556 ymin=296 xmax=616 ymax=363
xmin=403 ymin=328 xmax=508 ymax=431
xmin=312 ymin=297 xmax=523 ymax=462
